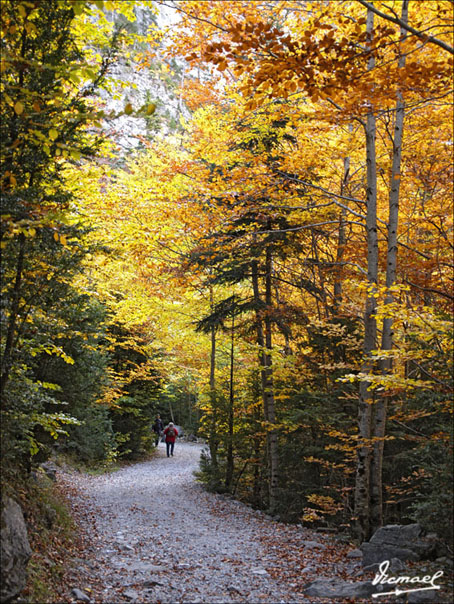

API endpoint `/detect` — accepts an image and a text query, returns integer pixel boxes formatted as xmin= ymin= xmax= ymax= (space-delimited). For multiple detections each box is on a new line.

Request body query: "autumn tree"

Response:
xmin=0 ymin=0 xmax=148 ymax=473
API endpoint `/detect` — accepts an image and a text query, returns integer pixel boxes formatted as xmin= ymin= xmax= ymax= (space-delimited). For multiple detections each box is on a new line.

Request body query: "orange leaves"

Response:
xmin=168 ymin=0 xmax=453 ymax=122
xmin=244 ymin=98 xmax=258 ymax=112
xmin=185 ymin=52 xmax=199 ymax=63
xmin=179 ymin=80 xmax=220 ymax=112
xmin=217 ymin=59 xmax=228 ymax=72
xmin=303 ymin=494 xmax=344 ymax=522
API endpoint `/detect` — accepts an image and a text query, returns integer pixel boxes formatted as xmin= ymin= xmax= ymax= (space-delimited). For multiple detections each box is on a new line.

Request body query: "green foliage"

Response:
xmin=110 ymin=395 xmax=149 ymax=459
xmin=64 ymin=404 xmax=116 ymax=464
xmin=104 ymin=322 xmax=163 ymax=459
xmin=410 ymin=440 xmax=453 ymax=544
xmin=0 ymin=365 xmax=81 ymax=476
xmin=382 ymin=389 xmax=453 ymax=542
xmin=196 ymin=447 xmax=227 ymax=493
xmin=156 ymin=379 xmax=198 ymax=433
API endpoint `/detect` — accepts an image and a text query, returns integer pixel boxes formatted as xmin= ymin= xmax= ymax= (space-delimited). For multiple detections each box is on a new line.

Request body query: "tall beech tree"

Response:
xmin=354 ymin=6 xmax=379 ymax=542
xmin=370 ymin=0 xmax=409 ymax=535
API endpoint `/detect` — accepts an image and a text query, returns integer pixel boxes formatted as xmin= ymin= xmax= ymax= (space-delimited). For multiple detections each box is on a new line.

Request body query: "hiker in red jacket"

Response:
xmin=163 ymin=422 xmax=178 ymax=457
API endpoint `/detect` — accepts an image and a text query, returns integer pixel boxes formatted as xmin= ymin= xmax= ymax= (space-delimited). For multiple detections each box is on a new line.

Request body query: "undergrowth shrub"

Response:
xmin=8 ymin=474 xmax=77 ymax=603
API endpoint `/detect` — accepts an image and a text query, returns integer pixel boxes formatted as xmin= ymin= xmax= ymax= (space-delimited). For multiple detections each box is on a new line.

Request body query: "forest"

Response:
xmin=1 ymin=0 xmax=453 ymax=585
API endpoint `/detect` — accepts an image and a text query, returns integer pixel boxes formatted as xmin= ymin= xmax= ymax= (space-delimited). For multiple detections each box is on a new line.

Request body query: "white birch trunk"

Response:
xmin=334 ymin=154 xmax=351 ymax=310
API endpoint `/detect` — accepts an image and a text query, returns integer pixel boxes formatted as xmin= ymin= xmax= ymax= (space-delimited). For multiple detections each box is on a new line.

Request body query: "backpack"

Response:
xmin=167 ymin=427 xmax=175 ymax=438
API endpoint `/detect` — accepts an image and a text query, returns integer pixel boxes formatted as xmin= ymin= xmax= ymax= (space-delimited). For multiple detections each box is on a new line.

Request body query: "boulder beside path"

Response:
xmin=360 ymin=523 xmax=439 ymax=566
xmin=1 ymin=496 xmax=32 ymax=603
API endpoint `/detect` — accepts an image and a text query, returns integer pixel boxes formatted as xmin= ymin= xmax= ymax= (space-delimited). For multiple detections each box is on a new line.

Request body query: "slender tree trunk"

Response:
xmin=264 ymin=239 xmax=279 ymax=514
xmin=252 ymin=405 xmax=262 ymax=505
xmin=334 ymin=153 xmax=351 ymax=311
xmin=370 ymin=0 xmax=409 ymax=533
xmin=273 ymin=273 xmax=291 ymax=355
xmin=208 ymin=286 xmax=219 ymax=472
xmin=168 ymin=400 xmax=175 ymax=423
xmin=251 ymin=256 xmax=268 ymax=421
xmin=251 ymin=252 xmax=278 ymax=511
xmin=251 ymin=369 xmax=262 ymax=506
xmin=1 ymin=233 xmax=26 ymax=400
xmin=225 ymin=299 xmax=235 ymax=490
xmin=354 ymin=7 xmax=378 ymax=542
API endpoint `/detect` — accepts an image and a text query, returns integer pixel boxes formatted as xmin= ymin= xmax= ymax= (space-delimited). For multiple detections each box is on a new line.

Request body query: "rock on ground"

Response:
xmin=302 ymin=577 xmax=381 ymax=598
xmin=1 ymin=496 xmax=32 ymax=603
xmin=360 ymin=524 xmax=439 ymax=566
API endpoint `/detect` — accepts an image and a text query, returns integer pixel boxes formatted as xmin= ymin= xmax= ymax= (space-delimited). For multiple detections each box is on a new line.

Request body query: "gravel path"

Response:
xmin=62 ymin=442 xmax=351 ymax=603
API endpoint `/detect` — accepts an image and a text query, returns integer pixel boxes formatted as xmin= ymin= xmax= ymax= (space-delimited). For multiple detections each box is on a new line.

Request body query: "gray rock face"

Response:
xmin=361 ymin=524 xmax=438 ymax=566
xmin=303 ymin=577 xmax=382 ymax=598
xmin=346 ymin=548 xmax=362 ymax=558
xmin=407 ymin=589 xmax=441 ymax=603
xmin=95 ymin=6 xmax=190 ymax=153
xmin=1 ymin=497 xmax=32 ymax=603
xmin=363 ymin=557 xmax=407 ymax=573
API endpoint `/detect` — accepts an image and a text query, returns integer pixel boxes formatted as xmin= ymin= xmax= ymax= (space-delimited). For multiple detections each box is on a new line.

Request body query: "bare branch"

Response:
xmin=356 ymin=0 xmax=454 ymax=55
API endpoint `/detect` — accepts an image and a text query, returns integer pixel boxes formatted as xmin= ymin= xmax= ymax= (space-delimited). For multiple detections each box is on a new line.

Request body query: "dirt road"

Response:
xmin=62 ymin=442 xmax=352 ymax=603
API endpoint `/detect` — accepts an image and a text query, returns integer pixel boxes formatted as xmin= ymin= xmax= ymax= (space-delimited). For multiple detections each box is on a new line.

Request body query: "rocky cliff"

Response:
xmin=100 ymin=3 xmax=188 ymax=152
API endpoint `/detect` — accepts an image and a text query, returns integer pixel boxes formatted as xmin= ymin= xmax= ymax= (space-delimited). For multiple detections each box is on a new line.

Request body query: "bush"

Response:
xmin=64 ymin=404 xmax=116 ymax=464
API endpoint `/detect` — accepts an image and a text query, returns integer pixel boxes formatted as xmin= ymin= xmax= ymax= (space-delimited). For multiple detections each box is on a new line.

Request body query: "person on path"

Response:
xmin=163 ymin=422 xmax=178 ymax=457
xmin=152 ymin=414 xmax=164 ymax=447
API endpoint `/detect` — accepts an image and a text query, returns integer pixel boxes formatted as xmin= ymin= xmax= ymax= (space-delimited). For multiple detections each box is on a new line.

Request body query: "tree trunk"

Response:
xmin=370 ymin=0 xmax=409 ymax=533
xmin=264 ymin=239 xmax=279 ymax=514
xmin=354 ymin=6 xmax=378 ymax=543
xmin=251 ymin=255 xmax=267 ymax=421
xmin=252 ymin=396 xmax=262 ymax=506
xmin=1 ymin=233 xmax=26 ymax=400
xmin=168 ymin=399 xmax=175 ymax=423
xmin=334 ymin=153 xmax=351 ymax=311
xmin=251 ymin=251 xmax=279 ymax=512
xmin=208 ymin=287 xmax=219 ymax=472
xmin=225 ymin=299 xmax=235 ymax=490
